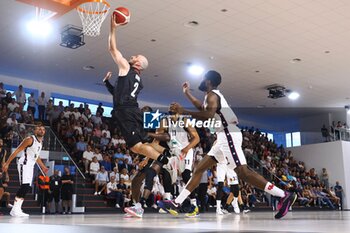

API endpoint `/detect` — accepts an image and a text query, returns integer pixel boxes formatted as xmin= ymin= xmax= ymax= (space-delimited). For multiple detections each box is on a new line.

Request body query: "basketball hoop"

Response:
xmin=76 ymin=0 xmax=110 ymax=37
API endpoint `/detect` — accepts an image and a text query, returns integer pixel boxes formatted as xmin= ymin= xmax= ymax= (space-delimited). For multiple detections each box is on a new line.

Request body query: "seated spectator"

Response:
xmin=82 ymin=145 xmax=94 ymax=173
xmin=100 ymin=154 xmax=112 ymax=172
xmin=207 ymin=182 xmax=217 ymax=207
xmin=89 ymin=156 xmax=100 ymax=180
xmin=100 ymin=132 xmax=110 ymax=149
xmin=106 ymin=176 xmax=124 ymax=208
xmin=116 ymin=178 xmax=129 ymax=208
xmin=1 ymin=92 xmax=12 ymax=106
xmin=315 ymin=186 xmax=335 ymax=209
xmin=0 ymin=171 xmax=11 ymax=212
xmin=72 ymin=108 xmax=81 ymax=120
xmin=93 ymin=147 xmax=103 ymax=162
xmin=123 ymin=150 xmax=133 ymax=165
xmin=110 ymin=167 xmax=120 ymax=182
xmin=101 ymin=124 xmax=111 ymax=139
xmin=94 ymin=166 xmax=109 ymax=195
xmin=113 ymin=148 xmax=124 ymax=160
xmin=91 ymin=112 xmax=103 ymax=125
xmin=63 ymin=107 xmax=72 ymax=119
xmin=7 ymin=98 xmax=19 ymax=112
xmin=6 ymin=113 xmax=18 ymax=128
xmin=120 ymin=168 xmax=130 ymax=181
xmin=91 ymin=124 xmax=102 ymax=144
xmin=110 ymin=134 xmax=119 ymax=147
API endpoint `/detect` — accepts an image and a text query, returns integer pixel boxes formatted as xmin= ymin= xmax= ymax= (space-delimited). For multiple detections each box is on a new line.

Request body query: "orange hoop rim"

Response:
xmin=76 ymin=0 xmax=110 ymax=15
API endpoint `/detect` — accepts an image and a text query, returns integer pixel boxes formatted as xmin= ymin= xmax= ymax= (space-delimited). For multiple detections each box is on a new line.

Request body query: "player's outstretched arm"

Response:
xmin=103 ymin=71 xmax=114 ymax=95
xmin=109 ymin=15 xmax=130 ymax=75
xmin=182 ymin=82 xmax=202 ymax=110
xmin=2 ymin=137 xmax=33 ymax=172
xmin=171 ymin=92 xmax=218 ymax=121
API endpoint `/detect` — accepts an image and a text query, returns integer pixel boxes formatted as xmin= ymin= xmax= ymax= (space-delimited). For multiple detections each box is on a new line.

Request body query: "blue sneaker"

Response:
xmin=157 ymin=200 xmax=180 ymax=216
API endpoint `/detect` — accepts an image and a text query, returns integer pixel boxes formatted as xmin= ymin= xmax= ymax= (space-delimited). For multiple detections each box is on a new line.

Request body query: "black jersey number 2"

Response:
xmin=131 ymin=82 xmax=139 ymax=98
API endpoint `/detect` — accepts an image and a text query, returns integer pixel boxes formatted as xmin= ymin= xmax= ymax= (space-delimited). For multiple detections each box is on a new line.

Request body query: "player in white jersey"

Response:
xmin=155 ymin=112 xmax=200 ymax=217
xmin=2 ymin=123 xmax=48 ymax=217
xmin=158 ymin=70 xmax=296 ymax=219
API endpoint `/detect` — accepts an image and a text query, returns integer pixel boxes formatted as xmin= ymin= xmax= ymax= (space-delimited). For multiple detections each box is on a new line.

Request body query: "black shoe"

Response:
xmin=274 ymin=192 xmax=297 ymax=219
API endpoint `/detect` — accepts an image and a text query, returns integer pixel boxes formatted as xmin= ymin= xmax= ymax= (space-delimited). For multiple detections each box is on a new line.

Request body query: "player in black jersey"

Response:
xmin=105 ymin=15 xmax=170 ymax=166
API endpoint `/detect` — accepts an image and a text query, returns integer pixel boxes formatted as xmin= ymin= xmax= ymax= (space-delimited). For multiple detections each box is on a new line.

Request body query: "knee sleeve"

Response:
xmin=144 ymin=168 xmax=157 ymax=191
xmin=216 ymin=182 xmax=224 ymax=200
xmin=16 ymin=184 xmax=31 ymax=198
xmin=230 ymin=184 xmax=240 ymax=197
xmin=182 ymin=169 xmax=192 ymax=184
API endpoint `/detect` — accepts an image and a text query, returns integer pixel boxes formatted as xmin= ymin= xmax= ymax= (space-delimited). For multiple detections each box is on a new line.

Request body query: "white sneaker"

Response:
xmin=159 ymin=208 xmax=167 ymax=214
xmin=221 ymin=208 xmax=230 ymax=215
xmin=115 ymin=204 xmax=120 ymax=208
xmin=10 ymin=208 xmax=29 ymax=217
xmin=232 ymin=200 xmax=240 ymax=214
xmin=94 ymin=192 xmax=98 ymax=196
xmin=243 ymin=209 xmax=251 ymax=214
xmin=124 ymin=198 xmax=131 ymax=203
xmin=151 ymin=204 xmax=158 ymax=209
xmin=98 ymin=192 xmax=101 ymax=195
xmin=216 ymin=208 xmax=224 ymax=215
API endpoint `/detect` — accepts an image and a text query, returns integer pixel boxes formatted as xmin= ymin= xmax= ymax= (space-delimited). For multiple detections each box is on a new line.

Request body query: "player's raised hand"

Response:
xmin=103 ymin=71 xmax=112 ymax=82
xmin=182 ymin=82 xmax=190 ymax=94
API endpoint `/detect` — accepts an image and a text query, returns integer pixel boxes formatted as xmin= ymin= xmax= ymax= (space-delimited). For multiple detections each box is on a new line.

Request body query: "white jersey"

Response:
xmin=204 ymin=89 xmax=239 ymax=132
xmin=18 ymin=135 xmax=43 ymax=167
xmin=163 ymin=116 xmax=195 ymax=172
xmin=165 ymin=116 xmax=190 ymax=153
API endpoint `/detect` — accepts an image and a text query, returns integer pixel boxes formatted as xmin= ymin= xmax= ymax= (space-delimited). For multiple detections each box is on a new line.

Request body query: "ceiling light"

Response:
xmin=288 ymin=92 xmax=300 ymax=100
xmin=26 ymin=19 xmax=52 ymax=37
xmin=324 ymin=51 xmax=330 ymax=54
xmin=188 ymin=64 xmax=204 ymax=76
xmin=221 ymin=9 xmax=228 ymax=12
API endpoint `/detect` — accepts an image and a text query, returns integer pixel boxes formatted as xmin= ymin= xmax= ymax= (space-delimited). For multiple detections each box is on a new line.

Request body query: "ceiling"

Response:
xmin=1 ymin=0 xmax=350 ymax=108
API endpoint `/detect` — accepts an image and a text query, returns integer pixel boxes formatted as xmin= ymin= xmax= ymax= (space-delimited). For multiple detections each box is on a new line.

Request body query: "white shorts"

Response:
xmin=176 ymin=148 xmax=194 ymax=173
xmin=208 ymin=130 xmax=247 ymax=170
xmin=18 ymin=163 xmax=34 ymax=186
xmin=216 ymin=163 xmax=239 ymax=185
xmin=216 ymin=163 xmax=227 ymax=182
xmin=226 ymin=168 xmax=239 ymax=185
xmin=183 ymin=148 xmax=194 ymax=171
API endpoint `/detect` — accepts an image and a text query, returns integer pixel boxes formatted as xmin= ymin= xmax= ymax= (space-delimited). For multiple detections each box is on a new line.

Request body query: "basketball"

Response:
xmin=113 ymin=7 xmax=130 ymax=25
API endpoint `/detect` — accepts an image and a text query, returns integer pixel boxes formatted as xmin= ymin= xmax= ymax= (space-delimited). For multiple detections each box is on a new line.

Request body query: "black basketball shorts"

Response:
xmin=113 ymin=107 xmax=148 ymax=147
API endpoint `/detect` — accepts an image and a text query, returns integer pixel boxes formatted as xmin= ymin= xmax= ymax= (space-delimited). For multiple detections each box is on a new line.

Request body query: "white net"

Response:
xmin=76 ymin=0 xmax=110 ymax=37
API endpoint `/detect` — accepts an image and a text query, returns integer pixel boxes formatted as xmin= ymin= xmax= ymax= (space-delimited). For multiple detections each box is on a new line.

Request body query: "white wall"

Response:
xmin=289 ymin=141 xmax=350 ymax=209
